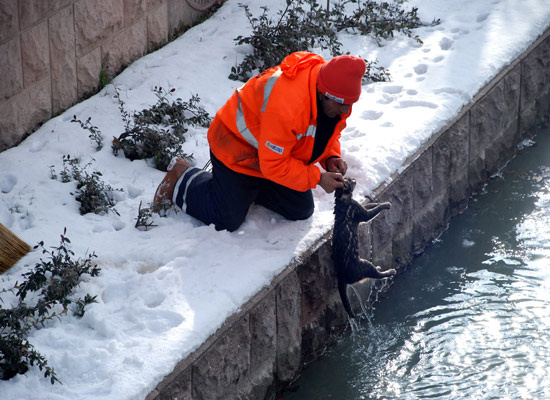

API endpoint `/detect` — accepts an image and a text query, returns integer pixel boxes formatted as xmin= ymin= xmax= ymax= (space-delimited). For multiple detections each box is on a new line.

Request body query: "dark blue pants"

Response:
xmin=173 ymin=152 xmax=314 ymax=231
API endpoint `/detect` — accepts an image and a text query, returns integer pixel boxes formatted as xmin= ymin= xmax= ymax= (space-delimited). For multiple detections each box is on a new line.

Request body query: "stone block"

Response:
xmin=18 ymin=0 xmax=72 ymax=29
xmin=521 ymin=34 xmax=550 ymax=111
xmin=147 ymin=1 xmax=169 ymax=52
xmin=18 ymin=0 xmax=48 ymax=29
xmin=468 ymin=152 xmax=487 ymax=194
xmin=75 ymin=0 xmax=124 ymax=57
xmin=370 ymin=209 xmax=393 ymax=260
xmin=147 ymin=0 xmax=165 ymax=11
xmin=49 ymin=6 xmax=77 ymax=114
xmin=392 ymin=226 xmax=413 ymax=269
xmin=297 ymin=242 xmax=336 ymax=326
xmin=192 ymin=315 xmax=250 ymax=399
xmin=300 ymin=297 xmax=347 ymax=366
xmin=0 ymin=0 xmax=18 ymax=43
xmin=371 ymin=170 xmax=413 ymax=269
xmin=502 ymin=63 xmax=521 ymax=117
xmin=186 ymin=0 xmax=219 ymax=11
xmin=14 ymin=77 xmax=52 ymax=138
xmin=297 ymin=241 xmax=347 ymax=365
xmin=413 ymin=148 xmax=433 ymax=210
xmin=276 ymin=270 xmax=301 ymax=383
xmin=19 ymin=78 xmax=52 ymax=131
xmin=358 ymin=222 xmax=372 ymax=260
xmin=167 ymin=0 xmax=200 ymax=35
xmin=432 ymin=131 xmax=450 ymax=195
xmin=0 ymin=38 xmax=23 ymax=100
xmin=485 ymin=138 xmax=505 ymax=177
xmin=0 ymin=99 xmax=19 ymax=150
xmin=157 ymin=368 xmax=192 ymax=400
xmin=519 ymin=99 xmax=536 ymax=138
xmin=102 ymin=19 xmax=147 ymax=77
xmin=535 ymin=89 xmax=550 ymax=126
xmin=469 ymin=104 xmax=489 ymax=160
xmin=371 ymin=239 xmax=394 ymax=269
xmin=448 ymin=113 xmax=470 ymax=178
xmin=413 ymin=192 xmax=449 ymax=254
xmin=77 ymin=48 xmax=102 ymax=98
xmin=248 ymin=292 xmax=276 ymax=400
xmin=470 ymin=82 xmax=508 ymax=159
xmin=381 ymin=168 xmax=414 ymax=233
xmin=503 ymin=117 xmax=521 ymax=154
xmin=21 ymin=21 xmax=50 ymax=87
xmin=470 ymin=65 xmax=520 ymax=163
xmin=450 ymin=168 xmax=469 ymax=216
xmin=124 ymin=0 xmax=146 ymax=26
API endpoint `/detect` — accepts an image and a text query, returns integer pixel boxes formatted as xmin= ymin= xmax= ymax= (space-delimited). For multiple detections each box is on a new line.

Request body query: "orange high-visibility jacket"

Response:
xmin=208 ymin=52 xmax=353 ymax=192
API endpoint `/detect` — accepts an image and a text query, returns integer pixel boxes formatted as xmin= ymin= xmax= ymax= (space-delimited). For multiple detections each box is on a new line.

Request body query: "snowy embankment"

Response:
xmin=1 ymin=0 xmax=549 ymax=399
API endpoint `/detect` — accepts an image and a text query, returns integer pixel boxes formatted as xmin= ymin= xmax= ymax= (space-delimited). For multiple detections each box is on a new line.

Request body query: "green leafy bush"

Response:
xmin=112 ymin=86 xmax=211 ymax=171
xmin=230 ymin=0 xmax=438 ymax=81
xmin=71 ymin=115 xmax=104 ymax=151
xmin=0 ymin=229 xmax=100 ymax=383
xmin=230 ymin=1 xmax=341 ymax=81
xmin=135 ymin=201 xmax=158 ymax=231
xmin=52 ymin=155 xmax=121 ymax=216
xmin=331 ymin=0 xmax=427 ymax=45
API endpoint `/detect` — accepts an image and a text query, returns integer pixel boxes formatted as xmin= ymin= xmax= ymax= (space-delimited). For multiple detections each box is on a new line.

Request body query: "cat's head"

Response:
xmin=335 ymin=177 xmax=356 ymax=199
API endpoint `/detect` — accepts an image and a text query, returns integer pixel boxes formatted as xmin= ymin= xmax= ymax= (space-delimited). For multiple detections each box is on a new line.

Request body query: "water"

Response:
xmin=282 ymin=125 xmax=550 ymax=400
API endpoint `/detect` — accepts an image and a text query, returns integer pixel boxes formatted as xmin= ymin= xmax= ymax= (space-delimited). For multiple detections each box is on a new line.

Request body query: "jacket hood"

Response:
xmin=280 ymin=52 xmax=326 ymax=79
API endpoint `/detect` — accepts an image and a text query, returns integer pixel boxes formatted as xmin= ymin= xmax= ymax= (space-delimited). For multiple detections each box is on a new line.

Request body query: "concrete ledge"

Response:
xmin=146 ymin=26 xmax=550 ymax=400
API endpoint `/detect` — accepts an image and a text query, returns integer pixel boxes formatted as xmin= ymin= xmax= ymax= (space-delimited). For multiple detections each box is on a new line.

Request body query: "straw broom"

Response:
xmin=0 ymin=222 xmax=31 ymax=274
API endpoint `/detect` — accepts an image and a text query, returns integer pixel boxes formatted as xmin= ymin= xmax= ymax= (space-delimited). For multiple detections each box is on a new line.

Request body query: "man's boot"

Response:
xmin=153 ymin=158 xmax=190 ymax=210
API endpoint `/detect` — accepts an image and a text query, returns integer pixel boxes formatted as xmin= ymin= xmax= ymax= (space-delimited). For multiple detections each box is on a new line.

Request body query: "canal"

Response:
xmin=282 ymin=123 xmax=550 ymax=400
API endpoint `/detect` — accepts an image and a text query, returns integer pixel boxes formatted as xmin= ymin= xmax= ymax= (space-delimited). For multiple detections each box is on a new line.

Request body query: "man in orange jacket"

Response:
xmin=153 ymin=51 xmax=366 ymax=231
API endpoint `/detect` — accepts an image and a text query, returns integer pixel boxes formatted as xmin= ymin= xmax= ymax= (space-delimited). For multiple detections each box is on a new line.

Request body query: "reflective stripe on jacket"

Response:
xmin=208 ymin=52 xmax=351 ymax=192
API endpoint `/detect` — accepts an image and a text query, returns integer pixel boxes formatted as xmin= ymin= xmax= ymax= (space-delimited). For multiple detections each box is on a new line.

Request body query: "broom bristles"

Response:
xmin=0 ymin=223 xmax=31 ymax=274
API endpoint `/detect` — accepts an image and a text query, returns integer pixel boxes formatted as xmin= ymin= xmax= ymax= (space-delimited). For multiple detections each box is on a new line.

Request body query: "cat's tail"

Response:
xmin=338 ymin=280 xmax=356 ymax=319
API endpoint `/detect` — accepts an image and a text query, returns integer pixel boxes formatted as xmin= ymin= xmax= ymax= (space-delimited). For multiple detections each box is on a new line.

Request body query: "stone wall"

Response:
xmin=0 ymin=0 xmax=218 ymax=151
xmin=146 ymin=26 xmax=550 ymax=400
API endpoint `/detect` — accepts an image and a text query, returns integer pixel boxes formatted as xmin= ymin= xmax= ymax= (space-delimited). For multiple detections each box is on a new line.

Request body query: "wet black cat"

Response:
xmin=332 ymin=177 xmax=396 ymax=319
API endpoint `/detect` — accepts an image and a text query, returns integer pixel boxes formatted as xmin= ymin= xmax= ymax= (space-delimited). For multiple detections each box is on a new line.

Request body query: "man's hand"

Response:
xmin=319 ymin=172 xmax=345 ymax=193
xmin=326 ymin=157 xmax=347 ymax=175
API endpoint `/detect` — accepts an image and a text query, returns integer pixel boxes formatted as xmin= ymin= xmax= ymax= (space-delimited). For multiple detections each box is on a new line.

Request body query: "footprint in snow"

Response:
xmin=414 ymin=64 xmax=428 ymax=75
xmin=477 ymin=13 xmax=490 ymax=23
xmin=440 ymin=37 xmax=454 ymax=51
xmin=144 ymin=291 xmax=166 ymax=308
xmin=395 ymin=100 xmax=438 ymax=109
xmin=377 ymin=94 xmax=394 ymax=105
xmin=362 ymin=110 xmax=383 ymax=120
xmin=382 ymin=85 xmax=403 ymax=94
xmin=142 ymin=309 xmax=185 ymax=333
xmin=434 ymin=87 xmax=462 ymax=95
xmin=29 ymin=139 xmax=48 ymax=152
xmin=0 ymin=174 xmax=17 ymax=193
xmin=433 ymin=55 xmax=445 ymax=63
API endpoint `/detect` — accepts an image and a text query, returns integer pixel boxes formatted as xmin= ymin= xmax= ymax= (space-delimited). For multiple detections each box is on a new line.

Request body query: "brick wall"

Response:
xmin=0 ymin=0 xmax=217 ymax=152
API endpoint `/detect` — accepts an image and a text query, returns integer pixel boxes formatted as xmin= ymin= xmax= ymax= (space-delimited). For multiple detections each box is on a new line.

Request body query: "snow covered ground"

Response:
xmin=1 ymin=0 xmax=549 ymax=399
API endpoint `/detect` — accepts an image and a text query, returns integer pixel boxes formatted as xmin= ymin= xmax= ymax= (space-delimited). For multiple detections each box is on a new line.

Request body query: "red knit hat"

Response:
xmin=317 ymin=55 xmax=366 ymax=104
